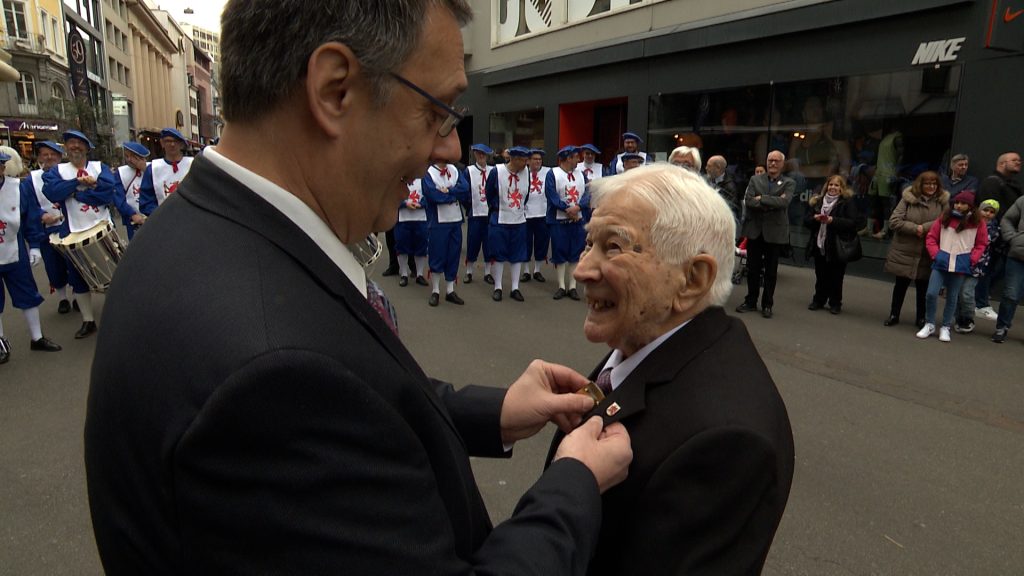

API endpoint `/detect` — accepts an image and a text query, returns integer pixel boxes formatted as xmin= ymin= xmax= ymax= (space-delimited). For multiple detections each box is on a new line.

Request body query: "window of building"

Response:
xmin=16 ymin=71 xmax=36 ymax=105
xmin=50 ymin=16 xmax=62 ymax=56
xmin=4 ymin=0 xmax=28 ymax=39
xmin=52 ymin=81 xmax=65 ymax=99
xmin=489 ymin=109 xmax=544 ymax=153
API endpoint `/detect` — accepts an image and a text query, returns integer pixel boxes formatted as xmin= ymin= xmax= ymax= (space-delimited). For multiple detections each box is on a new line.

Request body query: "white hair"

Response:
xmin=588 ymin=163 xmax=735 ymax=307
xmin=669 ymin=145 xmax=702 ymax=172
xmin=0 ymin=146 xmax=23 ymax=177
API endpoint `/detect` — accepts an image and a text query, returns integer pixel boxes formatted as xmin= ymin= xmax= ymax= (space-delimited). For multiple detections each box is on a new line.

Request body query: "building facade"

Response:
xmin=143 ymin=7 xmax=190 ymax=154
xmin=101 ymin=0 xmax=132 ymax=143
xmin=61 ymin=0 xmax=115 ymax=163
xmin=181 ymin=21 xmax=219 ymax=141
xmin=187 ymin=42 xmax=212 ymax=145
xmin=461 ymin=0 xmax=1024 ymax=265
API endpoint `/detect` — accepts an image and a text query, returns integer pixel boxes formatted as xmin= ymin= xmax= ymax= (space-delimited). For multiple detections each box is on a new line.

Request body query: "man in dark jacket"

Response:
xmin=975 ymin=151 xmax=1022 ymax=318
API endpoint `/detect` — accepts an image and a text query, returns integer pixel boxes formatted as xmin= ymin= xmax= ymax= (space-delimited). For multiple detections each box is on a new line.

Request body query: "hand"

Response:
xmin=130 ymin=213 xmax=145 ymax=226
xmin=500 ymin=359 xmax=595 ymax=445
xmin=77 ymin=175 xmax=97 ymax=187
xmin=41 ymin=213 xmax=59 ymax=226
xmin=553 ymin=416 xmax=632 ymax=493
xmin=29 ymin=248 xmax=42 ymax=267
xmin=916 ymin=224 xmax=924 ymax=237
xmin=754 ymin=195 xmax=762 ymax=201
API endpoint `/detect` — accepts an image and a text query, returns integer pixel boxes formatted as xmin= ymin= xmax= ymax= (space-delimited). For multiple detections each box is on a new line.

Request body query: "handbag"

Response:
xmin=835 ymin=233 xmax=863 ymax=263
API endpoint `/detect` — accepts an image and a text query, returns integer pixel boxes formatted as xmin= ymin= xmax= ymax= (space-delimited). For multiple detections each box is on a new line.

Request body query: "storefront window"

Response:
xmin=489 ymin=108 xmax=544 ymax=158
xmin=648 ymin=66 xmax=960 ymax=256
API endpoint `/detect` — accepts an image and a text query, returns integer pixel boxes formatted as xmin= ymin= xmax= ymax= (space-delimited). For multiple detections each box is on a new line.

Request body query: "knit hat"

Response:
xmin=980 ymin=198 xmax=1000 ymax=212
xmin=952 ymin=191 xmax=975 ymax=207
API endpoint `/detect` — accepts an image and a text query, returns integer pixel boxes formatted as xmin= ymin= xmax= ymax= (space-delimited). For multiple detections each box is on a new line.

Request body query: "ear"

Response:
xmin=305 ymin=42 xmax=362 ymax=138
xmin=672 ymin=254 xmax=717 ymax=313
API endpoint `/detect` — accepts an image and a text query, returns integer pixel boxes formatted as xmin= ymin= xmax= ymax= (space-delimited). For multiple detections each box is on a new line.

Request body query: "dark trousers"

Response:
xmin=745 ymin=236 xmax=782 ymax=308
xmin=890 ymin=276 xmax=928 ymax=322
xmin=384 ymin=227 xmax=398 ymax=270
xmin=812 ymin=252 xmax=847 ymax=307
xmin=975 ymin=250 xmax=1006 ymax=309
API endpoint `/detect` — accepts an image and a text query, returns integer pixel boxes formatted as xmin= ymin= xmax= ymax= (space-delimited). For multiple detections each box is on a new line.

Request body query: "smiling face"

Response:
xmin=766 ymin=151 xmax=785 ymax=179
xmin=64 ymin=138 xmax=89 ymax=166
xmin=36 ymin=147 xmax=61 ymax=170
xmin=574 ymin=190 xmax=684 ymax=356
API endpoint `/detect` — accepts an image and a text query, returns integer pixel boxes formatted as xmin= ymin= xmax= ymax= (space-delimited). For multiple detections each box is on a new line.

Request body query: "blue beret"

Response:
xmin=508 ymin=146 xmax=531 ymax=158
xmin=160 ymin=128 xmax=188 ymax=143
xmin=622 ymin=131 xmax=643 ymax=143
xmin=529 ymin=148 xmax=546 ymax=156
xmin=62 ymin=130 xmax=94 ymax=149
xmin=34 ymin=140 xmax=63 ymax=155
xmin=0 ymin=151 xmax=10 ymax=163
xmin=557 ymin=146 xmax=577 ymax=159
xmin=621 ymin=152 xmax=643 ymax=162
xmin=470 ymin=143 xmax=494 ymax=155
xmin=122 ymin=141 xmax=151 ymax=158
xmin=580 ymin=144 xmax=600 ymax=154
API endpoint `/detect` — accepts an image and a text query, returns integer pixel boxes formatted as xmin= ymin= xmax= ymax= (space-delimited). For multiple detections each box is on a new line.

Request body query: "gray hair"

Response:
xmin=588 ymin=163 xmax=736 ymax=307
xmin=219 ymin=0 xmax=472 ymax=123
xmin=669 ymin=145 xmax=702 ymax=172
xmin=950 ymin=153 xmax=969 ymax=165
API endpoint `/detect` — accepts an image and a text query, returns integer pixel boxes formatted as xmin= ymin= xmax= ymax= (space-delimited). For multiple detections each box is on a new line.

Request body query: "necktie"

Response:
xmin=366 ymin=279 xmax=399 ymax=336
xmin=76 ymin=168 xmax=88 ymax=178
xmin=171 ymin=161 xmax=179 ymax=174
xmin=508 ymin=174 xmax=519 ymax=189
xmin=441 ymin=168 xmax=449 ymax=179
xmin=568 ymin=173 xmax=575 ymax=182
xmin=596 ymin=367 xmax=613 ymax=395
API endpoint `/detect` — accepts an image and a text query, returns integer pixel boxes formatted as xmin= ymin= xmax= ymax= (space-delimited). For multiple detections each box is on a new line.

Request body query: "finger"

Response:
xmin=575 ymin=415 xmax=604 ymax=438
xmin=549 ymin=391 xmax=597 ymax=418
xmin=541 ymin=361 xmax=590 ymax=392
xmin=601 ymin=422 xmax=629 ymax=439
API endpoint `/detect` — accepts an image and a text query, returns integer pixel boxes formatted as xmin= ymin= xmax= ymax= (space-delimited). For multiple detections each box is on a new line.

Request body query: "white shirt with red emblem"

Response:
xmin=466 ymin=163 xmax=492 ymax=218
xmin=550 ymin=166 xmax=585 ymax=221
xmin=57 ymin=161 xmax=112 ymax=233
xmin=526 ymin=167 xmax=550 ymax=219
xmin=398 ymin=178 xmax=427 ymax=222
xmin=151 ymin=156 xmax=194 ymax=205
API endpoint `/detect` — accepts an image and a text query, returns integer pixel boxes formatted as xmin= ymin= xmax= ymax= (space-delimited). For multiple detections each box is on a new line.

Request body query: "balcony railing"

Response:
xmin=2 ymin=34 xmax=45 ymax=54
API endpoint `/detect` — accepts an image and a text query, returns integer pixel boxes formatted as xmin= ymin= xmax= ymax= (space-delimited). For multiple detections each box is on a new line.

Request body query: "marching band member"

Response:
xmin=523 ymin=148 xmax=551 ymax=283
xmin=21 ymin=141 xmax=73 ymax=313
xmin=463 ymin=143 xmax=493 ymax=284
xmin=0 ymin=150 xmax=62 ymax=363
xmin=546 ymin=145 xmax=587 ymax=301
xmin=422 ymin=160 xmax=469 ymax=306
xmin=114 ymin=142 xmax=150 ymax=240
xmin=578 ymin=143 xmax=603 ymax=183
xmin=41 ymin=130 xmax=116 ymax=339
xmin=139 ymin=128 xmax=194 ymax=216
xmin=484 ymin=146 xmax=531 ymax=302
xmin=608 ymin=131 xmax=651 ymax=175
xmin=395 ymin=177 xmax=429 ymax=287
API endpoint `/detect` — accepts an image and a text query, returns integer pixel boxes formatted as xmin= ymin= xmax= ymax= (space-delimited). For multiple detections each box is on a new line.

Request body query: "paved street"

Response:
xmin=1 ymin=259 xmax=1022 ymax=575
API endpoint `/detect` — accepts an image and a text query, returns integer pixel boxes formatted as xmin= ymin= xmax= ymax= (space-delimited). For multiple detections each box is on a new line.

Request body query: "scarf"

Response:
xmin=817 ymin=194 xmax=840 ymax=251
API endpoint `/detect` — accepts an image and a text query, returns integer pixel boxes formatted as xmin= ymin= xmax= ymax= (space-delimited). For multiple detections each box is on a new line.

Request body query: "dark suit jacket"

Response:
xmin=85 ymin=155 xmax=602 ymax=575
xmin=548 ymin=307 xmax=794 ymax=575
xmin=742 ymin=173 xmax=795 ymax=245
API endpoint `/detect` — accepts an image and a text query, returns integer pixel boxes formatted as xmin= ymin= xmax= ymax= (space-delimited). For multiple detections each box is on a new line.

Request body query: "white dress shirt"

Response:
xmin=599 ymin=319 xmax=692 ymax=391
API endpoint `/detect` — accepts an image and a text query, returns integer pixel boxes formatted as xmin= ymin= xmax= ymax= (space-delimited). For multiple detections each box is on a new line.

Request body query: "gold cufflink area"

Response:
xmin=577 ymin=381 xmax=606 ymax=406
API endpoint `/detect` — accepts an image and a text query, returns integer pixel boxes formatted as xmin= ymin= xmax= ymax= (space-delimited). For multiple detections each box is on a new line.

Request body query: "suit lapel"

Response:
xmin=176 ymin=156 xmax=459 ymax=432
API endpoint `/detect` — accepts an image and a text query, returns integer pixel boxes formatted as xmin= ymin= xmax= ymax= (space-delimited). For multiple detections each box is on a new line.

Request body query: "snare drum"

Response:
xmin=50 ymin=221 xmax=126 ymax=292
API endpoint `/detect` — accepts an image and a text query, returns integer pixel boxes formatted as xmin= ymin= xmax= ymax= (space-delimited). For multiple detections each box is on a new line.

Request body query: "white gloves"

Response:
xmin=29 ymin=248 xmax=42 ymax=267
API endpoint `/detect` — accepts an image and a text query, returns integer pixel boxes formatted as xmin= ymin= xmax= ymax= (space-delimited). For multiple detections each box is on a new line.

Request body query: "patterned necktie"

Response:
xmin=366 ymin=279 xmax=399 ymax=336
xmin=596 ymin=367 xmax=613 ymax=395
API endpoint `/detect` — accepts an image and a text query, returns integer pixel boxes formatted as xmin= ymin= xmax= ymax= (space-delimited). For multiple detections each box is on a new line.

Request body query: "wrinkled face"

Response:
xmin=316 ymin=4 xmax=465 ymax=241
xmin=766 ymin=151 xmax=784 ymax=178
xmin=37 ymin=147 xmax=61 ymax=170
xmin=583 ymin=150 xmax=596 ymax=163
xmin=64 ymin=138 xmax=89 ymax=165
xmin=705 ymin=162 xmax=722 ymax=179
xmin=623 ymin=139 xmax=639 ymax=153
xmin=161 ymin=136 xmax=184 ymax=158
xmin=529 ymin=154 xmax=543 ymax=172
xmin=574 ymin=191 xmax=683 ymax=356
xmin=952 ymin=159 xmax=968 ymax=178
xmin=1001 ymin=154 xmax=1022 ymax=175
xmin=671 ymin=154 xmax=696 ymax=171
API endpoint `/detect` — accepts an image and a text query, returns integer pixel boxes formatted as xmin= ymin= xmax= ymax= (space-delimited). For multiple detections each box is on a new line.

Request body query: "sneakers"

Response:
xmin=975 ymin=306 xmax=998 ymax=320
xmin=992 ymin=327 xmax=1008 ymax=343
xmin=938 ymin=326 xmax=951 ymax=342
xmin=916 ymin=323 xmax=936 ymax=339
xmin=954 ymin=321 xmax=975 ymax=334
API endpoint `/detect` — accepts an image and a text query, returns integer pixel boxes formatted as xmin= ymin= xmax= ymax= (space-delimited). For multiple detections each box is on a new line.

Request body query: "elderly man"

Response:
xmin=84 ymin=1 xmax=632 ymax=574
xmin=705 ymin=154 xmax=740 ymax=223
xmin=940 ymin=153 xmax=978 ymax=196
xmin=548 ymin=164 xmax=794 ymax=575
xmin=138 ymin=128 xmax=194 ymax=216
xmin=736 ymin=150 xmax=795 ymax=318
xmin=668 ymin=145 xmax=701 ymax=173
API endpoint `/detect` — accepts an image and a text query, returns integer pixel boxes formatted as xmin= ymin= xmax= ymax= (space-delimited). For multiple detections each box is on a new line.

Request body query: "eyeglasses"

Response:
xmin=389 ymin=71 xmax=467 ymax=138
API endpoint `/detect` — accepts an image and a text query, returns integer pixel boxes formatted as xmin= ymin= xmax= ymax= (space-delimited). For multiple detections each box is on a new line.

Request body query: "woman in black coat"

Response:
xmin=804 ymin=175 xmax=866 ymax=313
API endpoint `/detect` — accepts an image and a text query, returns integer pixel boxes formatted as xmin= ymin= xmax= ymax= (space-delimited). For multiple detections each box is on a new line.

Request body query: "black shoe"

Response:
xmin=520 ymin=273 xmax=531 ymax=283
xmin=492 ymin=289 xmax=502 ymax=302
xmin=484 ymin=274 xmax=495 ymax=285
xmin=464 ymin=273 xmax=473 ymax=284
xmin=57 ymin=299 xmax=71 ymax=314
xmin=761 ymin=307 xmax=773 ymax=319
xmin=533 ymin=272 xmax=546 ymax=283
xmin=735 ymin=302 xmax=757 ymax=313
xmin=399 ymin=276 xmax=409 ymax=287
xmin=30 ymin=336 xmax=62 ymax=352
xmin=829 ymin=305 xmax=842 ymax=315
xmin=992 ymin=327 xmax=1008 ymax=343
xmin=883 ymin=315 xmax=899 ymax=327
xmin=567 ymin=288 xmax=580 ymax=301
xmin=428 ymin=293 xmax=440 ymax=307
xmin=553 ymin=288 xmax=566 ymax=300
xmin=415 ymin=276 xmax=428 ymax=286
xmin=0 ymin=337 xmax=9 ymax=364
xmin=75 ymin=321 xmax=97 ymax=339
xmin=510 ymin=289 xmax=524 ymax=302
xmin=72 ymin=299 xmax=80 ymax=312
xmin=445 ymin=292 xmax=465 ymax=305
xmin=807 ymin=301 xmax=823 ymax=311
xmin=382 ymin=266 xmax=399 ymax=277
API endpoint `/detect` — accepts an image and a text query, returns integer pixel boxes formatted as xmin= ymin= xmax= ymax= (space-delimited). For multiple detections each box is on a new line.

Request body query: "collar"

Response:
xmin=203 ymin=147 xmax=367 ymax=297
xmin=600 ymin=319 xmax=691 ymax=391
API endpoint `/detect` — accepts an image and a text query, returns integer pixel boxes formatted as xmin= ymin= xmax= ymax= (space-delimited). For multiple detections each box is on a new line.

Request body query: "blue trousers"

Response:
xmin=996 ymin=257 xmax=1024 ymax=330
xmin=524 ymin=217 xmax=549 ymax=262
xmin=925 ymin=269 xmax=966 ymax=328
xmin=0 ymin=260 xmax=45 ymax=312
xmin=428 ymin=223 xmax=462 ymax=281
xmin=465 ymin=216 xmax=489 ymax=264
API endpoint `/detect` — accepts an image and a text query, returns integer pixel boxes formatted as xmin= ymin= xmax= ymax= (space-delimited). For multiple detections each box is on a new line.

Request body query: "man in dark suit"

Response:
xmin=736 ymin=149 xmax=795 ymax=318
xmin=550 ymin=163 xmax=794 ymax=575
xmin=84 ymin=1 xmax=632 ymax=574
